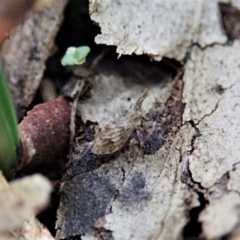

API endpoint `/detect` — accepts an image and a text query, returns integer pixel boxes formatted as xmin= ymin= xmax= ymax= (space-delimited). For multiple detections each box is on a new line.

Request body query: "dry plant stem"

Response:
xmin=136 ymin=129 xmax=144 ymax=148
xmin=86 ymin=48 xmax=109 ymax=78
xmin=162 ymin=58 xmax=181 ymax=72
xmin=172 ymin=68 xmax=184 ymax=86
xmin=68 ymin=79 xmax=88 ymax=166
xmin=68 ymin=49 xmax=108 ymax=165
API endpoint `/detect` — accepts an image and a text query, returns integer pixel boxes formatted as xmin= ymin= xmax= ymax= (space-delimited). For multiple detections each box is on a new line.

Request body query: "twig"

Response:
xmin=67 ymin=48 xmax=108 ymax=165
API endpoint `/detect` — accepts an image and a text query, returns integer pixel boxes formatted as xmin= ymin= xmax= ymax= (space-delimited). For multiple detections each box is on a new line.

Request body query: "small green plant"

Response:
xmin=0 ymin=66 xmax=19 ymax=180
xmin=61 ymin=46 xmax=90 ymax=66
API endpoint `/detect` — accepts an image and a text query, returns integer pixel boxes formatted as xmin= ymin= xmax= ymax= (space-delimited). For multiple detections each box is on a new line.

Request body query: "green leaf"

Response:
xmin=61 ymin=46 xmax=90 ymax=66
xmin=0 ymin=66 xmax=19 ymax=180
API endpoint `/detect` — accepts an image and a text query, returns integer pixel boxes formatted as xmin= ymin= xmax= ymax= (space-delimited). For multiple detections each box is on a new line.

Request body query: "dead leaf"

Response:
xmin=199 ymin=192 xmax=240 ymax=239
xmin=183 ymin=41 xmax=240 ymax=188
xmin=0 ymin=174 xmax=52 ymax=233
xmin=90 ymin=0 xmax=226 ymax=61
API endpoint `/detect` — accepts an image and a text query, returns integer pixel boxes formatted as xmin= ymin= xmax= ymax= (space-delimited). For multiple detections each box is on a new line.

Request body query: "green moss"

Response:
xmin=61 ymin=46 xmax=90 ymax=66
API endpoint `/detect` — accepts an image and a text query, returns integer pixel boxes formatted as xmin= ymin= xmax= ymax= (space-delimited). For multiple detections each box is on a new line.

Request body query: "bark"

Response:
xmin=0 ymin=0 xmax=68 ymax=120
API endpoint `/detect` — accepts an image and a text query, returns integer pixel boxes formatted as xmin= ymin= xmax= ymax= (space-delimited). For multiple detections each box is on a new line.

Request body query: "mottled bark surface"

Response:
xmin=0 ymin=0 xmax=68 ymax=120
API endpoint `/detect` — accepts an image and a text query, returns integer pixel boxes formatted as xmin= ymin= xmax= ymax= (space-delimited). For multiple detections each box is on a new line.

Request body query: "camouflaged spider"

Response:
xmin=92 ymin=89 xmax=149 ymax=155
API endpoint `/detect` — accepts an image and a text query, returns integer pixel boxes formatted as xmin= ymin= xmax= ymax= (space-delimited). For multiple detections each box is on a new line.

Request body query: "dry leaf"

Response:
xmin=90 ymin=0 xmax=226 ymax=60
xmin=0 ymin=174 xmax=52 ymax=233
xmin=199 ymin=192 xmax=240 ymax=239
